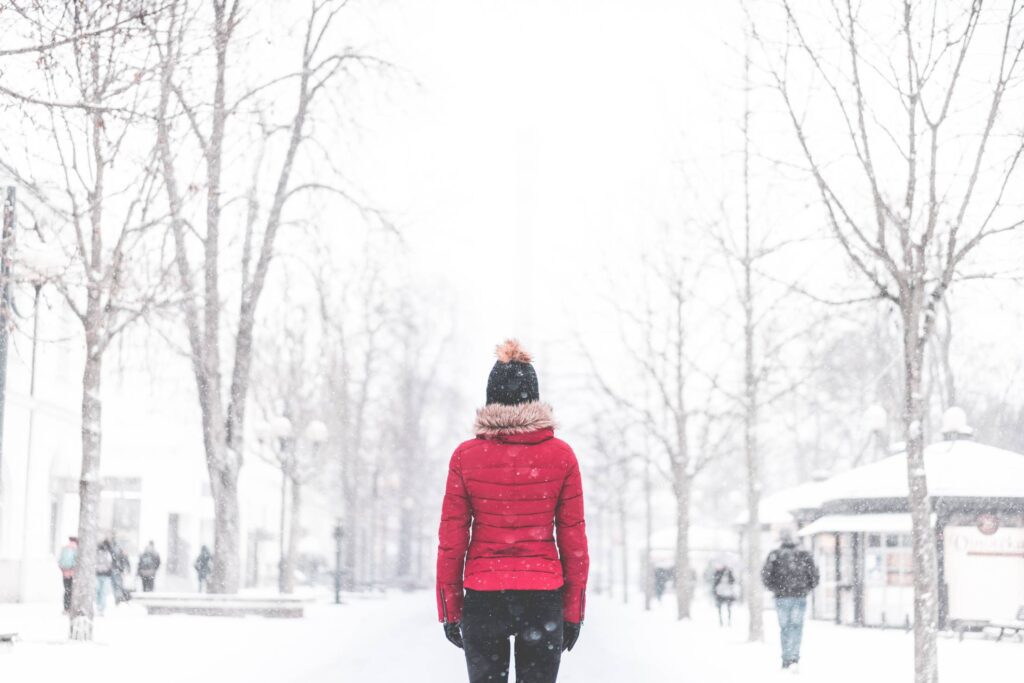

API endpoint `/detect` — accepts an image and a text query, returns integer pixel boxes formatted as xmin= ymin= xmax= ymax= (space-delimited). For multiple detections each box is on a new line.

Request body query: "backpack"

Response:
xmin=58 ymin=546 xmax=77 ymax=571
xmin=95 ymin=549 xmax=113 ymax=575
xmin=714 ymin=575 xmax=737 ymax=600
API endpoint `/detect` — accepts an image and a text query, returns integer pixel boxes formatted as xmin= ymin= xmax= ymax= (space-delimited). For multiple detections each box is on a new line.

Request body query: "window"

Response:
xmin=885 ymin=550 xmax=914 ymax=587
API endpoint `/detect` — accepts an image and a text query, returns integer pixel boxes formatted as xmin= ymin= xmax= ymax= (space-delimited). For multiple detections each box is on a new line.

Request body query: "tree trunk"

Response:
xmin=619 ymin=492 xmax=629 ymax=604
xmin=643 ymin=452 xmax=653 ymax=611
xmin=209 ymin=461 xmax=241 ymax=594
xmin=744 ymin=333 xmax=764 ymax=639
xmin=396 ymin=500 xmax=414 ymax=584
xmin=744 ymin=381 xmax=764 ymax=641
xmin=342 ymin=448 xmax=359 ymax=590
xmin=69 ymin=338 xmax=102 ymax=641
xmin=902 ymin=300 xmax=939 ymax=683
xmin=741 ymin=40 xmax=764 ymax=643
xmin=284 ymin=479 xmax=301 ymax=594
xmin=744 ymin=384 xmax=764 ymax=641
xmin=674 ymin=468 xmax=693 ymax=620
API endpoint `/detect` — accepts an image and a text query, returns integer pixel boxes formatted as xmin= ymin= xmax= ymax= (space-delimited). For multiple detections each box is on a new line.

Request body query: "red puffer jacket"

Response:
xmin=436 ymin=402 xmax=589 ymax=624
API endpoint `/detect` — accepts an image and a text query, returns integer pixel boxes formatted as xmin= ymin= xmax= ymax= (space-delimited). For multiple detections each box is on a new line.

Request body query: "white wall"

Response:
xmin=946 ymin=525 xmax=1024 ymax=622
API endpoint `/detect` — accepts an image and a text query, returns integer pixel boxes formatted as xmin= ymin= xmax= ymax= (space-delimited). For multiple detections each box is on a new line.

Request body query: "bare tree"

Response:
xmin=589 ymin=413 xmax=639 ymax=605
xmin=0 ymin=1 xmax=171 ymax=640
xmin=152 ymin=0 xmax=376 ymax=592
xmin=251 ymin=300 xmax=329 ymax=593
xmin=751 ymin=2 xmax=1024 ymax=679
xmin=314 ymin=253 xmax=387 ymax=590
xmin=389 ymin=298 xmax=454 ymax=585
xmin=588 ymin=255 xmax=728 ymax=620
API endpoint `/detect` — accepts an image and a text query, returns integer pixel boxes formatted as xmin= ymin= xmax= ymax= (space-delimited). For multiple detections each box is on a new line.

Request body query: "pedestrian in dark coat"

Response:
xmin=111 ymin=541 xmax=132 ymax=604
xmin=95 ymin=539 xmax=115 ymax=616
xmin=436 ymin=340 xmax=590 ymax=683
xmin=137 ymin=541 xmax=161 ymax=592
xmin=761 ymin=530 xmax=819 ymax=671
xmin=712 ymin=564 xmax=737 ymax=626
xmin=194 ymin=546 xmax=213 ymax=592
xmin=57 ymin=536 xmax=78 ymax=613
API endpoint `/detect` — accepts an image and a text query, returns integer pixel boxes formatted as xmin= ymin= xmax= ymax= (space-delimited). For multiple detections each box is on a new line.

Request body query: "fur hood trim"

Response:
xmin=473 ymin=401 xmax=556 ymax=438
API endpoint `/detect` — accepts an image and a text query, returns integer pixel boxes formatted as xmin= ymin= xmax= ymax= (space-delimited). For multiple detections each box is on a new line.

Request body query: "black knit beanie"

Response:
xmin=486 ymin=340 xmax=539 ymax=406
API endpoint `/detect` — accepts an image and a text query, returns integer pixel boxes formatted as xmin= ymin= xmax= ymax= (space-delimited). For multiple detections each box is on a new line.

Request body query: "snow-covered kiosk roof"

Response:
xmin=735 ymin=478 xmax=828 ymax=526
xmin=815 ymin=439 xmax=1024 ymax=502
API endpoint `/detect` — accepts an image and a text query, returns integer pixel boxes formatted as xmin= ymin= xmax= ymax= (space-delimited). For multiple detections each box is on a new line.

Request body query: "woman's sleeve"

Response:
xmin=556 ymin=448 xmax=589 ymax=623
xmin=436 ymin=447 xmax=472 ymax=622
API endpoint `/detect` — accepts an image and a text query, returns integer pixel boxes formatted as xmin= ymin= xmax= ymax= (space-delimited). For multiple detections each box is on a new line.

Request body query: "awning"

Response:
xmin=799 ymin=513 xmax=914 ymax=536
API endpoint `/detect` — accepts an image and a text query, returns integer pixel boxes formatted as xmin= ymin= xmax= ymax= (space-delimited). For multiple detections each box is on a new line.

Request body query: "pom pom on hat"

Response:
xmin=496 ymin=339 xmax=533 ymax=364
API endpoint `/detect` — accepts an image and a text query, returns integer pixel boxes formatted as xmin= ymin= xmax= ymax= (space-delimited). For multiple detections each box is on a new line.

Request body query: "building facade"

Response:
xmin=794 ymin=430 xmax=1024 ymax=628
xmin=0 ymin=286 xmax=311 ymax=602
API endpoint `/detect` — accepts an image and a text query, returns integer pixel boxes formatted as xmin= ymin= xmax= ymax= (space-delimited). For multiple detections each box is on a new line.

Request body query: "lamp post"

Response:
xmin=293 ymin=420 xmax=328 ymax=594
xmin=15 ymin=245 xmax=64 ymax=599
xmin=265 ymin=416 xmax=293 ymax=594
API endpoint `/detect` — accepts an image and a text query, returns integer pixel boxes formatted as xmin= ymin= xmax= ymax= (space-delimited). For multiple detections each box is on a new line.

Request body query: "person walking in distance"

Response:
xmin=57 ymin=536 xmax=78 ymax=614
xmin=436 ymin=340 xmax=589 ymax=683
xmin=194 ymin=546 xmax=213 ymax=593
xmin=110 ymin=540 xmax=132 ymax=605
xmin=712 ymin=563 xmax=737 ymax=627
xmin=137 ymin=541 xmax=161 ymax=593
xmin=761 ymin=530 xmax=819 ymax=672
xmin=94 ymin=539 xmax=115 ymax=616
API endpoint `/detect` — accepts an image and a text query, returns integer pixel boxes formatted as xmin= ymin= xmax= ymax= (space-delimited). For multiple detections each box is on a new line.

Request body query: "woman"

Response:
xmin=712 ymin=563 xmax=737 ymax=627
xmin=194 ymin=546 xmax=213 ymax=592
xmin=437 ymin=340 xmax=589 ymax=683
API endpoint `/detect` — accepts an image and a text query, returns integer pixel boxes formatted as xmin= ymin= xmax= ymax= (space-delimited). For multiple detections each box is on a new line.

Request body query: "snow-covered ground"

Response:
xmin=0 ymin=592 xmax=1019 ymax=681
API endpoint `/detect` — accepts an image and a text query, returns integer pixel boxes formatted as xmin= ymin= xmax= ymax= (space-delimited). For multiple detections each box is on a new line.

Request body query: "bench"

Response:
xmin=988 ymin=606 xmax=1024 ymax=642
xmin=133 ymin=593 xmax=308 ymax=619
xmin=950 ymin=619 xmax=989 ymax=641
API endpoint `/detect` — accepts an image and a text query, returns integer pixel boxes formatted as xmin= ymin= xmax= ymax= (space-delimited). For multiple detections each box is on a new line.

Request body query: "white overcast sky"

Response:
xmin=329 ymin=0 xmax=1023 ymax=414
xmin=341 ymin=1 xmax=744 ymax=360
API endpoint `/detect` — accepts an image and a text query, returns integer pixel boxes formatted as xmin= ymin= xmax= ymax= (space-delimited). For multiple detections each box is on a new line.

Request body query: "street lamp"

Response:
xmin=261 ymin=417 xmax=326 ymax=594
xmin=263 ymin=416 xmax=293 ymax=594
xmin=304 ymin=420 xmax=329 ymax=445
xmin=14 ymin=245 xmax=65 ymax=599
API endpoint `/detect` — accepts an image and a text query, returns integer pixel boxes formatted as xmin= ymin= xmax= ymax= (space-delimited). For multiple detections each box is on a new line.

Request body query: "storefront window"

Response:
xmin=812 ymin=534 xmax=837 ymax=621
xmin=885 ymin=551 xmax=913 ymax=586
xmin=863 ymin=530 xmax=915 ymax=626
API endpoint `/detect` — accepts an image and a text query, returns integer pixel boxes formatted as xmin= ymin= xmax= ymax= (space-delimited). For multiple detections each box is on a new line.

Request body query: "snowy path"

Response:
xmin=0 ymin=592 xmax=1020 ymax=681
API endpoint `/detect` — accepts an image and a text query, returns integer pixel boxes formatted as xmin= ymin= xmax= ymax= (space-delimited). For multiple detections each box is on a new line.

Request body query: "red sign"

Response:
xmin=976 ymin=514 xmax=1000 ymax=536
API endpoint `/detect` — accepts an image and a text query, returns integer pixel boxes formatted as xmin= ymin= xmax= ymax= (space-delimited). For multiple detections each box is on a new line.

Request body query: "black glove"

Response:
xmin=563 ymin=621 xmax=581 ymax=652
xmin=444 ymin=621 xmax=464 ymax=649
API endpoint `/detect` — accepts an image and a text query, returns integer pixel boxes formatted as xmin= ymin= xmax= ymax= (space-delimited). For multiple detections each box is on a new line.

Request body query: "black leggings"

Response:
xmin=462 ymin=589 xmax=564 ymax=683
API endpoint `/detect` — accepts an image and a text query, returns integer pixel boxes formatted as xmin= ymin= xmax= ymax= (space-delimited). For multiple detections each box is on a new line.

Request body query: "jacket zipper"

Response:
xmin=440 ymin=588 xmax=450 ymax=623
xmin=580 ymin=589 xmax=586 ymax=623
